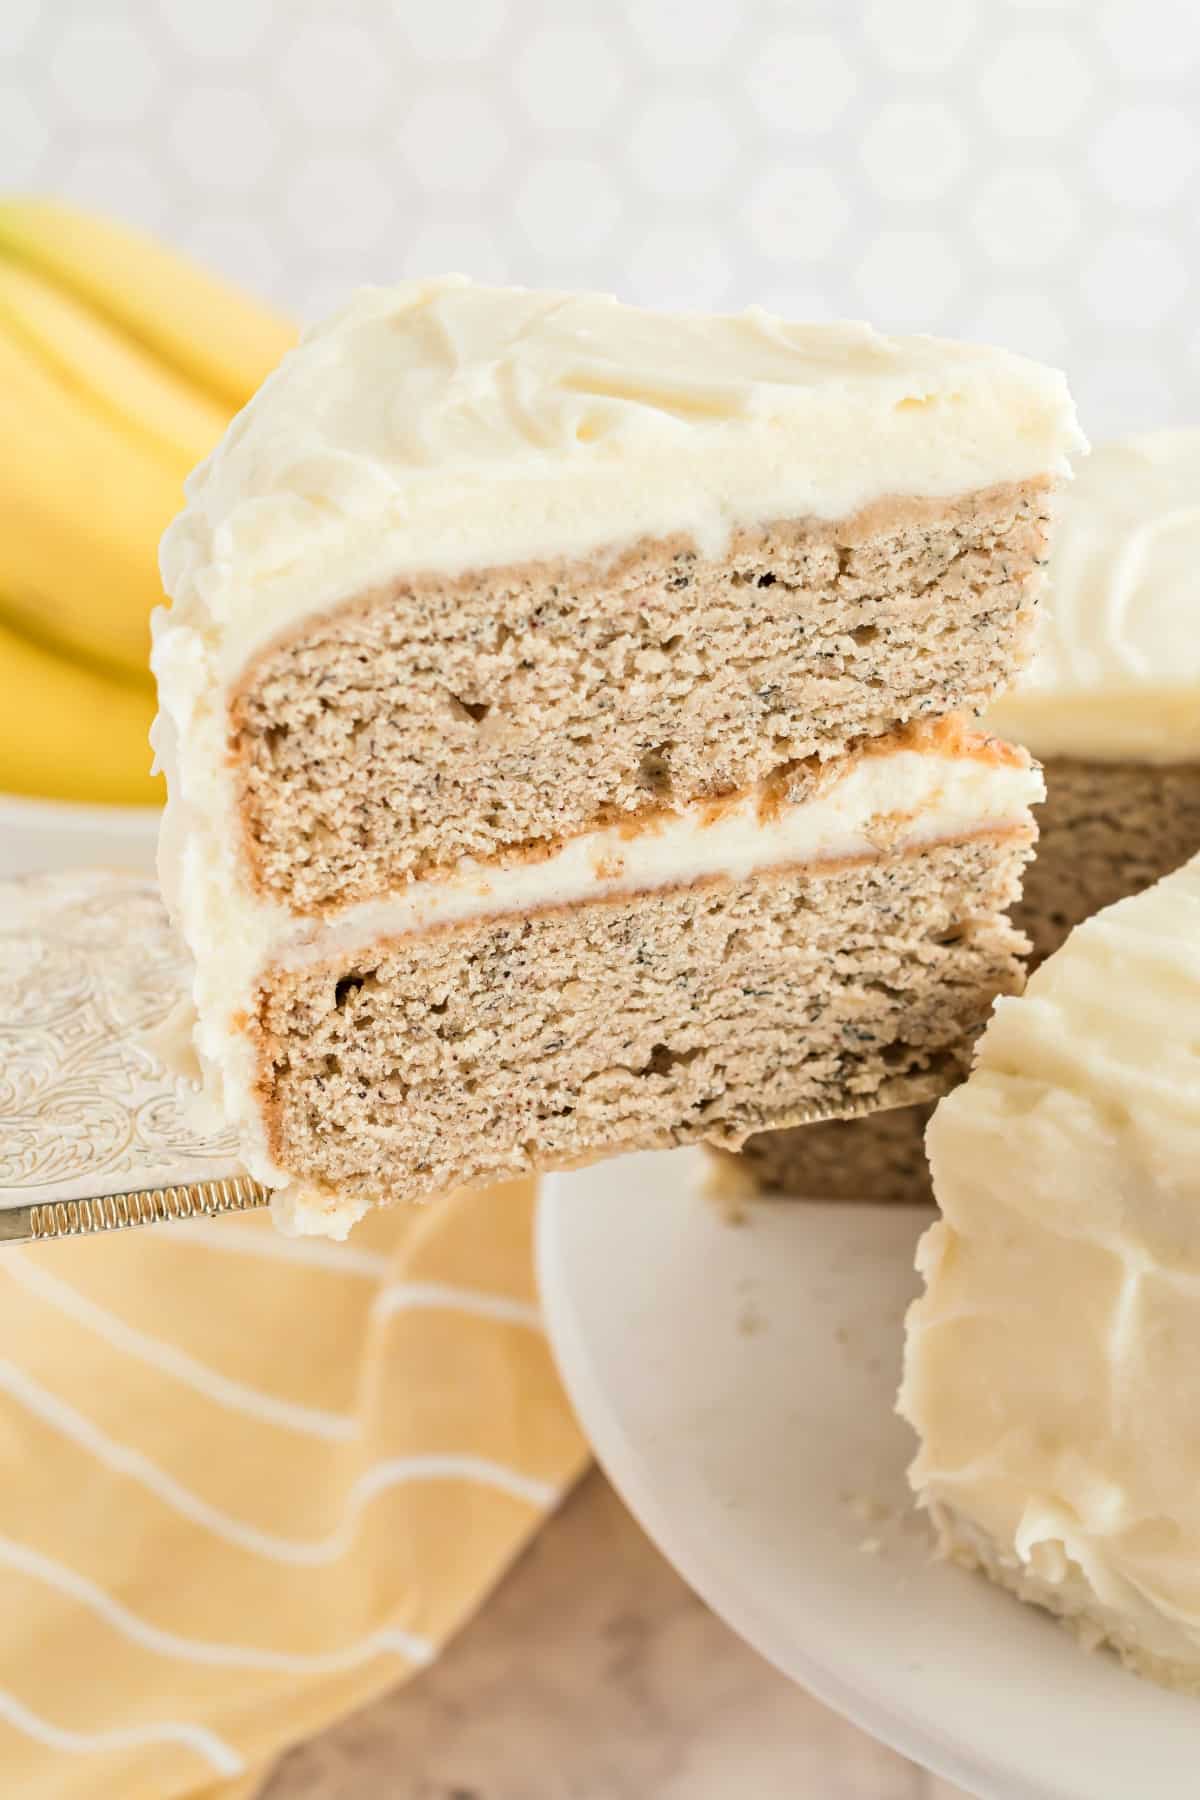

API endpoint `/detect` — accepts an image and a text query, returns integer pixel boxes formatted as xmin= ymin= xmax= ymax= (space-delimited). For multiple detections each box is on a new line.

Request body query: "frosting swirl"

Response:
xmin=158 ymin=276 xmax=1082 ymax=680
xmin=987 ymin=429 xmax=1200 ymax=762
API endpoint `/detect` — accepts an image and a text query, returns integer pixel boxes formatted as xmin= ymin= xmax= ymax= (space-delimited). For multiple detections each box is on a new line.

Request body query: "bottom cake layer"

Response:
xmin=720 ymin=752 xmax=1200 ymax=1202
xmin=1013 ymin=755 xmax=1200 ymax=963
xmin=252 ymin=833 xmax=1031 ymax=1214
xmin=932 ymin=1506 xmax=1200 ymax=1697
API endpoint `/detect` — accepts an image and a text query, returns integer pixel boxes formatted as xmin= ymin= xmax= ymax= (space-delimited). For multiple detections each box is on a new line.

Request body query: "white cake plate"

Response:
xmin=537 ymin=1148 xmax=1199 ymax=1800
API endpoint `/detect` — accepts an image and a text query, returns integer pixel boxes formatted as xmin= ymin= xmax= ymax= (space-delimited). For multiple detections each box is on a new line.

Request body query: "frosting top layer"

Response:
xmin=159 ymin=276 xmax=1081 ymax=675
xmin=986 ymin=429 xmax=1200 ymax=762
xmin=902 ymin=852 xmax=1200 ymax=1673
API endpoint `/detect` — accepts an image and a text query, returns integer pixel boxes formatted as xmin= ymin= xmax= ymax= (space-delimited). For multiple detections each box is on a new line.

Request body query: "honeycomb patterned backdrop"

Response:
xmin=5 ymin=0 xmax=1200 ymax=441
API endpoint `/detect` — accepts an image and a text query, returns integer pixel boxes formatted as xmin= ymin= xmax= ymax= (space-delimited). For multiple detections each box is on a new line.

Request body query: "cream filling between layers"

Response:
xmin=267 ymin=751 xmax=1041 ymax=1243
xmin=151 ymin=637 xmax=1042 ymax=1205
xmin=275 ymin=746 xmax=1042 ymax=968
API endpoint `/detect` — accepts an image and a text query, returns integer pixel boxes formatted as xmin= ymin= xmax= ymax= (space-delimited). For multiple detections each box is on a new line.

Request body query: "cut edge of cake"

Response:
xmin=720 ymin=427 xmax=1200 ymax=1207
xmin=160 ymin=716 xmax=1043 ymax=1222
xmin=224 ymin=479 xmax=1051 ymax=911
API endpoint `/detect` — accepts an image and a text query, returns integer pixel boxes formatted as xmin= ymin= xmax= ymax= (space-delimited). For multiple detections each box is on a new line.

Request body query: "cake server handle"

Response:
xmin=0 ymin=870 xmax=273 ymax=1249
xmin=757 ymin=1066 xmax=961 ymax=1136
xmin=0 ymin=1172 xmax=272 ymax=1246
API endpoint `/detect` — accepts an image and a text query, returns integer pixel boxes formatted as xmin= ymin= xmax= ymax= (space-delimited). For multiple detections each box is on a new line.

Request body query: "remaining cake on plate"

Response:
xmin=991 ymin=428 xmax=1200 ymax=960
xmin=726 ymin=427 xmax=1200 ymax=1202
xmin=901 ymin=851 xmax=1200 ymax=1690
xmin=153 ymin=278 xmax=1077 ymax=1233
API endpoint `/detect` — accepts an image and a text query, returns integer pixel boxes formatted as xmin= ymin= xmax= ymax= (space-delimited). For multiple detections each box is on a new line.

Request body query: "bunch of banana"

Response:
xmin=0 ymin=197 xmax=297 ymax=806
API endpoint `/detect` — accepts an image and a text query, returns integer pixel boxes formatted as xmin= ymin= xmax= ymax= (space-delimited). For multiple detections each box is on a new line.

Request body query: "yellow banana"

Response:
xmin=0 ymin=328 xmax=183 ymax=682
xmin=0 ymin=259 xmax=229 ymax=471
xmin=0 ymin=197 xmax=299 ymax=806
xmin=0 ymin=197 xmax=297 ymax=410
xmin=0 ymin=612 xmax=160 ymax=807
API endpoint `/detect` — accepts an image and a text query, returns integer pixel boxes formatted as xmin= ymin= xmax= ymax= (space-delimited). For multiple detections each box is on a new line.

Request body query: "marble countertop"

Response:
xmin=265 ymin=1469 xmax=969 ymax=1800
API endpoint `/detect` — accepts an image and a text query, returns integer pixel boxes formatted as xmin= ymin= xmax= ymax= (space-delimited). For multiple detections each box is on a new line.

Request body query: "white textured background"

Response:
xmin=4 ymin=0 xmax=1200 ymax=440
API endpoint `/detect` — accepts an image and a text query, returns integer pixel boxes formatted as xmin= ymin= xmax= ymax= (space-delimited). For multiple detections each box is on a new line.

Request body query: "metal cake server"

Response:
xmin=0 ymin=868 xmax=957 ymax=1246
xmin=0 ymin=870 xmax=271 ymax=1245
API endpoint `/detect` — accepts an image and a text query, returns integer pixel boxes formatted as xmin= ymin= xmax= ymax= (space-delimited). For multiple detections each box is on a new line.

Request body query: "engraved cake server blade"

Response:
xmin=0 ymin=869 xmax=959 ymax=1246
xmin=0 ymin=870 xmax=271 ymax=1245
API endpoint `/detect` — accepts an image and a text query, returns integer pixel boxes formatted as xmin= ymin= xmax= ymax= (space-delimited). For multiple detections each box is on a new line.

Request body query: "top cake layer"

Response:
xmin=160 ymin=276 xmax=1081 ymax=678
xmin=987 ymin=428 xmax=1200 ymax=763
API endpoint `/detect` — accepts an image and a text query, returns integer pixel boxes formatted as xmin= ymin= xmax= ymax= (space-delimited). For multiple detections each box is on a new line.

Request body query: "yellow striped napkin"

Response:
xmin=0 ymin=1177 xmax=588 ymax=1797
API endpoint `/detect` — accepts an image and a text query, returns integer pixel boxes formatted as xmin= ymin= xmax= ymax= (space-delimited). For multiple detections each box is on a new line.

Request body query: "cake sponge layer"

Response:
xmin=1015 ymin=755 xmax=1200 ymax=963
xmin=252 ymin=833 xmax=1031 ymax=1209
xmin=233 ymin=482 xmax=1049 ymax=910
xmin=158 ymin=279 xmax=1081 ymax=683
xmin=717 ymin=752 xmax=1200 ymax=1202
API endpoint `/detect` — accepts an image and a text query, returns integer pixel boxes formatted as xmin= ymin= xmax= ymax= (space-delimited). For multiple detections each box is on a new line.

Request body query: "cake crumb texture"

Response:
xmin=233 ymin=484 xmax=1049 ymax=910
xmin=254 ymin=835 xmax=1031 ymax=1207
xmin=722 ymin=752 xmax=1200 ymax=1202
xmin=1015 ymin=755 xmax=1200 ymax=962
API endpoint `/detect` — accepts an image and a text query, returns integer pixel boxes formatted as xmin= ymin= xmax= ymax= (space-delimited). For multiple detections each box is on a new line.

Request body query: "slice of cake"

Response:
xmin=901 ymin=853 xmax=1200 ymax=1689
xmin=153 ymin=278 xmax=1078 ymax=1232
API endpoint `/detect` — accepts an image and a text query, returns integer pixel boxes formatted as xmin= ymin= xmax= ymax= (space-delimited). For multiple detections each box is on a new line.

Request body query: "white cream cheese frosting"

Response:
xmin=274 ymin=740 xmax=1040 ymax=962
xmin=901 ymin=852 xmax=1200 ymax=1681
xmin=986 ymin=429 xmax=1200 ymax=763
xmin=158 ymin=276 xmax=1082 ymax=682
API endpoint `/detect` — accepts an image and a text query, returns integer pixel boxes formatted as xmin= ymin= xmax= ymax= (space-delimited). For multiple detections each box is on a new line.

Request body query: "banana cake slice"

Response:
xmin=152 ymin=278 xmax=1078 ymax=1234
